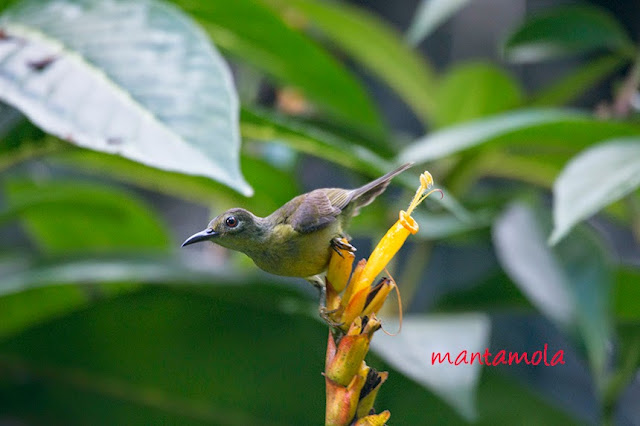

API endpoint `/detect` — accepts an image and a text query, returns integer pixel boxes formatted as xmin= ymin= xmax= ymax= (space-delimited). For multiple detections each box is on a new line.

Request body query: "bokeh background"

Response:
xmin=1 ymin=0 xmax=639 ymax=424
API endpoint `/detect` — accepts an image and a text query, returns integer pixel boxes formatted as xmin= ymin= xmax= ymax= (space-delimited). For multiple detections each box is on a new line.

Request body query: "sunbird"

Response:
xmin=182 ymin=162 xmax=413 ymax=323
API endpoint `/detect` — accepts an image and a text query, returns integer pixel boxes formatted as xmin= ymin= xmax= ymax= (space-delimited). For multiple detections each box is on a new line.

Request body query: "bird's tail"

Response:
xmin=350 ymin=162 xmax=414 ymax=213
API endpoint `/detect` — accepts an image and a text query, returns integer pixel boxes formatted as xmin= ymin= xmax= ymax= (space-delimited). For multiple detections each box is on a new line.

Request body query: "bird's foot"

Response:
xmin=331 ymin=237 xmax=356 ymax=258
xmin=307 ymin=275 xmax=344 ymax=327
xmin=319 ymin=306 xmax=344 ymax=328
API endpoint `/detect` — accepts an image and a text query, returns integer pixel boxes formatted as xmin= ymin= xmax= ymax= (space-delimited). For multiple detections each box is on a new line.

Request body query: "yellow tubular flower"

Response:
xmin=339 ymin=259 xmax=366 ymax=311
xmin=327 ymin=245 xmax=355 ymax=293
xmin=349 ymin=171 xmax=440 ymax=299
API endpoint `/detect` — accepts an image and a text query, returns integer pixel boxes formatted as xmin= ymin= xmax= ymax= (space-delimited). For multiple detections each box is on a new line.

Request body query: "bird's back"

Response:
xmin=269 ymin=163 xmax=412 ymax=235
xmin=252 ymin=163 xmax=412 ymax=277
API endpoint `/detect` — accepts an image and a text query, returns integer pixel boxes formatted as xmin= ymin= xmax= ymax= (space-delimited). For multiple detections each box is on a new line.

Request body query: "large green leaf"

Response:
xmin=406 ymin=0 xmax=473 ymax=45
xmin=529 ymin=54 xmax=629 ymax=107
xmin=261 ymin=0 xmax=437 ymax=126
xmin=372 ymin=313 xmax=490 ymax=421
xmin=0 ymin=257 xmax=140 ymax=341
xmin=0 ymin=283 xmax=576 ymax=424
xmin=0 ymin=177 xmax=173 ymax=338
xmin=0 ymin=253 xmax=245 ymax=340
xmin=0 ymin=0 xmax=251 ymax=195
xmin=503 ymin=5 xmax=634 ymax=63
xmin=493 ymin=203 xmax=612 ymax=385
xmin=174 ymin=0 xmax=382 ymax=133
xmin=0 ymin=286 xmax=326 ymax=425
xmin=0 ymin=252 xmax=98 ymax=341
xmin=550 ymin=139 xmax=640 ymax=244
xmin=2 ymin=179 xmax=169 ymax=253
xmin=433 ymin=63 xmax=522 ymax=128
xmin=0 ymin=157 xmax=168 ymax=336
xmin=399 ymin=109 xmax=640 ymax=164
xmin=0 ymin=255 xmax=244 ymax=299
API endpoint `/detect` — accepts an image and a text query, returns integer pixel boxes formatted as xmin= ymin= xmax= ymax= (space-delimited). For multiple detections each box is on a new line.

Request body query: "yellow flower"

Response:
xmin=325 ymin=171 xmax=441 ymax=328
xmin=323 ymin=170 xmax=441 ymax=426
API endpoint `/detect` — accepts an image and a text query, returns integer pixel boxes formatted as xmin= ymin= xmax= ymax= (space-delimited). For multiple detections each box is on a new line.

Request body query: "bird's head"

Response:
xmin=181 ymin=208 xmax=264 ymax=252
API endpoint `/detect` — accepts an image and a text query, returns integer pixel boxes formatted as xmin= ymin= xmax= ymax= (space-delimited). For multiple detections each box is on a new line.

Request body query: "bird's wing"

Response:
xmin=288 ymin=188 xmax=353 ymax=234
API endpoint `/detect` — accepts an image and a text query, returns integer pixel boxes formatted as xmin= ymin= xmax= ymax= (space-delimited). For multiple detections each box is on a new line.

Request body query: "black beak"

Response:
xmin=181 ymin=228 xmax=217 ymax=247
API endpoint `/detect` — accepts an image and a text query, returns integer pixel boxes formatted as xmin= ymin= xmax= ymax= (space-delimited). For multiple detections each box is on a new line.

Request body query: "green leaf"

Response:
xmin=550 ymin=139 xmax=640 ymax=244
xmin=0 ymin=270 xmax=136 ymax=341
xmin=399 ymin=109 xmax=640 ymax=164
xmin=0 ymin=0 xmax=17 ymax=12
xmin=0 ymin=253 xmax=241 ymax=339
xmin=493 ymin=203 xmax=612 ymax=385
xmin=503 ymin=5 xmax=634 ymax=63
xmin=260 ymin=0 xmax=437 ymax=126
xmin=175 ymin=0 xmax=382 ymax=133
xmin=241 ymin=108 xmax=472 ymax=220
xmin=371 ymin=313 xmax=491 ymax=421
xmin=0 ymin=255 xmax=244 ymax=299
xmin=241 ymin=108 xmax=389 ymax=175
xmin=0 ymin=282 xmax=90 ymax=341
xmin=614 ymin=268 xmax=640 ymax=321
xmin=0 ymin=121 xmax=55 ymax=172
xmin=434 ymin=63 xmax=522 ymax=128
xmin=0 ymin=286 xmax=327 ymax=425
xmin=0 ymin=0 xmax=252 ymax=195
xmin=50 ymin=145 xmax=299 ymax=214
xmin=2 ymin=179 xmax=170 ymax=253
xmin=530 ymin=54 xmax=629 ymax=107
xmin=0 ymin=283 xmax=491 ymax=424
xmin=50 ymin=146 xmax=238 ymax=203
xmin=406 ymin=0 xmax=472 ymax=45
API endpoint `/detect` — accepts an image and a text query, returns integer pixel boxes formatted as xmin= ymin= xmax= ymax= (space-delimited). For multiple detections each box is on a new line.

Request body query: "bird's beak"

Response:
xmin=181 ymin=228 xmax=217 ymax=247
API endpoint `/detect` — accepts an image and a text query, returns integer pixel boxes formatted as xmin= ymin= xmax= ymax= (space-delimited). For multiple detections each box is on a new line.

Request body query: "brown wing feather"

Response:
xmin=284 ymin=163 xmax=413 ymax=234
xmin=288 ymin=188 xmax=353 ymax=233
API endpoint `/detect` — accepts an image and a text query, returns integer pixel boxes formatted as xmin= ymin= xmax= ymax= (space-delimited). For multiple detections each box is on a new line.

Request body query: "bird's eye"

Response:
xmin=225 ymin=216 xmax=238 ymax=228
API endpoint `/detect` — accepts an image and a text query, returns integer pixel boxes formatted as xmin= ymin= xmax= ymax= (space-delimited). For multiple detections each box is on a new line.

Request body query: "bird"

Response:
xmin=182 ymin=162 xmax=413 ymax=323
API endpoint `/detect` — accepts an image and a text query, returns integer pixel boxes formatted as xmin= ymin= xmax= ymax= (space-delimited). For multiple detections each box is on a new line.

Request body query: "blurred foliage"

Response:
xmin=1 ymin=0 xmax=640 ymax=424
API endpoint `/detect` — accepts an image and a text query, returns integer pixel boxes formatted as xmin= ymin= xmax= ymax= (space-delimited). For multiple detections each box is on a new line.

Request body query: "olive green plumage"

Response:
xmin=182 ymin=163 xmax=413 ymax=278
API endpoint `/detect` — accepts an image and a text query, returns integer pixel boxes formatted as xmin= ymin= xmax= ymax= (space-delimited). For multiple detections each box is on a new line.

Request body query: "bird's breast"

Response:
xmin=247 ymin=223 xmax=337 ymax=277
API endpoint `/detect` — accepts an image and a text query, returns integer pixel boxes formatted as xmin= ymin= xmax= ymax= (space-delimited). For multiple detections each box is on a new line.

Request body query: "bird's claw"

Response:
xmin=319 ymin=306 xmax=344 ymax=328
xmin=308 ymin=274 xmax=344 ymax=327
xmin=331 ymin=237 xmax=356 ymax=258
